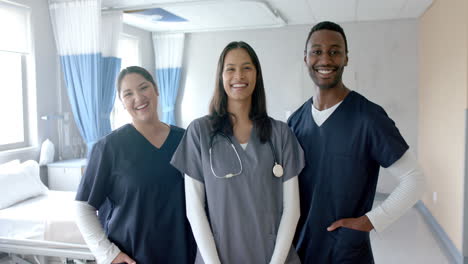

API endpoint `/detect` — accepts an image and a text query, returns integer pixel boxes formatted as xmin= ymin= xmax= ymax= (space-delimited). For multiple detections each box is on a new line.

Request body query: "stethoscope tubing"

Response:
xmin=209 ymin=132 xmax=282 ymax=179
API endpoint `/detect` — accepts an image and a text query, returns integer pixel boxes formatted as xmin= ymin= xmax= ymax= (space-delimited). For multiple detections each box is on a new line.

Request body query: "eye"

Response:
xmin=329 ymin=50 xmax=341 ymax=56
xmin=225 ymin=67 xmax=234 ymax=72
xmin=123 ymin=92 xmax=132 ymax=98
xmin=311 ymin=50 xmax=322 ymax=55
xmin=140 ymin=85 xmax=149 ymax=90
xmin=244 ymin=66 xmax=253 ymax=70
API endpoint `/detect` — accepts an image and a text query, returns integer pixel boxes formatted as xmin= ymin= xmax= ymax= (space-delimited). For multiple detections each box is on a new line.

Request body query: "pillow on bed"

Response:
xmin=0 ymin=160 xmax=48 ymax=209
xmin=0 ymin=159 xmax=20 ymax=172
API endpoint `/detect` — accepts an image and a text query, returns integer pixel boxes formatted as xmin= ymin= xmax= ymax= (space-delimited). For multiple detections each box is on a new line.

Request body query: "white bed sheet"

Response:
xmin=0 ymin=190 xmax=85 ymax=244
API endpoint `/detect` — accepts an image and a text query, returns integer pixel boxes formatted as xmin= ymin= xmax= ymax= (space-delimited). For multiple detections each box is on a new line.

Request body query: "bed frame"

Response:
xmin=0 ymin=237 xmax=94 ymax=264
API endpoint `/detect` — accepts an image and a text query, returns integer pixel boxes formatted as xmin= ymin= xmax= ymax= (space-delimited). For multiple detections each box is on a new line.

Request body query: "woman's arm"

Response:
xmin=269 ymin=177 xmax=300 ymax=264
xmin=75 ymin=201 xmax=135 ymax=264
xmin=185 ymin=175 xmax=221 ymax=264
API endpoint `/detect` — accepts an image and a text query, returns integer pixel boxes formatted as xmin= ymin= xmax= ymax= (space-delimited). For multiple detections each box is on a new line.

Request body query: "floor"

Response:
xmin=370 ymin=201 xmax=453 ymax=264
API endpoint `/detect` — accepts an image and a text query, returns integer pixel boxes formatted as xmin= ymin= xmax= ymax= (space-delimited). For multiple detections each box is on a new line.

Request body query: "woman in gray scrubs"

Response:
xmin=171 ymin=41 xmax=305 ymax=264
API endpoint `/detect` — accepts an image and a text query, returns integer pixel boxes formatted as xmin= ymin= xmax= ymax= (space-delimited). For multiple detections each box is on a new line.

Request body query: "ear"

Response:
xmin=154 ymin=85 xmax=160 ymax=96
xmin=344 ymin=54 xmax=349 ymax=67
xmin=303 ymin=53 xmax=307 ymax=65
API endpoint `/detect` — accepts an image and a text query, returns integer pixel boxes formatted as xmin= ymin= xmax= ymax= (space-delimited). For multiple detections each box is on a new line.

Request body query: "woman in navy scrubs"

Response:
xmin=75 ymin=66 xmax=195 ymax=264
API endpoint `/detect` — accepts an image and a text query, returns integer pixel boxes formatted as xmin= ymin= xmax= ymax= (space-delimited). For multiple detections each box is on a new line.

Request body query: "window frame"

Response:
xmin=0 ymin=1 xmax=32 ymax=151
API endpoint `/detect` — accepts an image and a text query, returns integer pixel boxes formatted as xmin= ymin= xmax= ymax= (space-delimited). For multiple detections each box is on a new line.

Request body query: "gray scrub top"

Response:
xmin=171 ymin=116 xmax=305 ymax=264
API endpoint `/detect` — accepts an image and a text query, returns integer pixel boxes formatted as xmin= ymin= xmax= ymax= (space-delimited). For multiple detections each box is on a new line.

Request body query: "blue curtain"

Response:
xmin=153 ymin=33 xmax=185 ymax=126
xmin=50 ymin=1 xmax=123 ymax=154
xmin=59 ymin=54 xmax=121 ymax=152
xmin=156 ymin=67 xmax=181 ymax=125
xmin=100 ymin=56 xmax=121 ymax=135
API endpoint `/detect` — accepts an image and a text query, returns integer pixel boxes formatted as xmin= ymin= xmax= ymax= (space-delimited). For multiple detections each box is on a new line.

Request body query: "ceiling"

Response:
xmin=101 ymin=0 xmax=434 ymax=32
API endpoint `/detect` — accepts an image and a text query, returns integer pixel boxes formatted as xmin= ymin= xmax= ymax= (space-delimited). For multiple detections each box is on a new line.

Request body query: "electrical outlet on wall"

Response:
xmin=433 ymin=191 xmax=437 ymax=204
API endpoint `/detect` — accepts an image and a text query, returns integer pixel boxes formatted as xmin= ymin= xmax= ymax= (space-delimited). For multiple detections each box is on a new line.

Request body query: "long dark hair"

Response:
xmin=208 ymin=41 xmax=271 ymax=143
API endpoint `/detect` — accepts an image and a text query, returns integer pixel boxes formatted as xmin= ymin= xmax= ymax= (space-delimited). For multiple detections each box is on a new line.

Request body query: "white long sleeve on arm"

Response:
xmin=74 ymin=201 xmax=121 ymax=264
xmin=185 ymin=175 xmax=221 ymax=264
xmin=366 ymin=150 xmax=426 ymax=232
xmin=269 ymin=176 xmax=300 ymax=264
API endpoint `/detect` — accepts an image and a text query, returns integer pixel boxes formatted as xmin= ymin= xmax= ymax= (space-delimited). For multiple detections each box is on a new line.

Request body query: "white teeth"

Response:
xmin=136 ymin=103 xmax=148 ymax=110
xmin=232 ymin=84 xmax=247 ymax=88
xmin=317 ymin=69 xmax=333 ymax=74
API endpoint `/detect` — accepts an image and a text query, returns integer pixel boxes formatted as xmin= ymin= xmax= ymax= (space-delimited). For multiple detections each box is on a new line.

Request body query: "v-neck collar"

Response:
xmin=129 ymin=124 xmax=173 ymax=151
xmin=230 ymin=124 xmax=256 ymax=153
xmin=310 ymin=91 xmax=355 ymax=128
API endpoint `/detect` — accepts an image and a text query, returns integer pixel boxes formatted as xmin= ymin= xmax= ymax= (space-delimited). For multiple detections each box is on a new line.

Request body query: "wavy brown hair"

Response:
xmin=208 ymin=41 xmax=271 ymax=143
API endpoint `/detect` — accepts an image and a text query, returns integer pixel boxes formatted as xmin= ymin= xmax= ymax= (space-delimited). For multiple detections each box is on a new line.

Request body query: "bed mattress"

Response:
xmin=0 ymin=191 xmax=85 ymax=244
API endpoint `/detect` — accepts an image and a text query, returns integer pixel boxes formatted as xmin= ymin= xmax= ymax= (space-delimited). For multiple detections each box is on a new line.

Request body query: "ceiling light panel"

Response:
xmin=123 ymin=0 xmax=285 ymax=32
xmin=102 ymin=0 xmax=199 ymax=10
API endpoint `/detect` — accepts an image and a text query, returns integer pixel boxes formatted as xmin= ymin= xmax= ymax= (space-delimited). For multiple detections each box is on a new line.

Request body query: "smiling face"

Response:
xmin=305 ymin=29 xmax=348 ymax=90
xmin=222 ymin=48 xmax=257 ymax=103
xmin=119 ymin=73 xmax=159 ymax=124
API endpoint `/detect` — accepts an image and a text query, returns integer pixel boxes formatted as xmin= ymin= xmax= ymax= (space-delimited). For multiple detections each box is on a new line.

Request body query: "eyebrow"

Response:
xmin=137 ymin=81 xmax=148 ymax=87
xmin=122 ymin=81 xmax=148 ymax=93
xmin=311 ymin=43 xmax=343 ymax=48
xmin=225 ymin=62 xmax=253 ymax=66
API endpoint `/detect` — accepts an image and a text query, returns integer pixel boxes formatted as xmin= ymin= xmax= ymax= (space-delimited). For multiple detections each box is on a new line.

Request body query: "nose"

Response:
xmin=134 ymin=90 xmax=146 ymax=102
xmin=318 ymin=53 xmax=333 ymax=65
xmin=234 ymin=69 xmax=244 ymax=80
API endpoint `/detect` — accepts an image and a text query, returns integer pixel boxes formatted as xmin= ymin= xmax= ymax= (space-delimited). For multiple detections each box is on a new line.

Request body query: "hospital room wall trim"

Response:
xmin=415 ymin=200 xmax=463 ymax=263
xmin=375 ymin=192 xmax=462 ymax=263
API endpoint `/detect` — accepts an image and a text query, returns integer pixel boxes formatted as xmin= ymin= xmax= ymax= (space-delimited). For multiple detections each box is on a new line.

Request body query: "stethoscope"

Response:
xmin=209 ymin=132 xmax=284 ymax=179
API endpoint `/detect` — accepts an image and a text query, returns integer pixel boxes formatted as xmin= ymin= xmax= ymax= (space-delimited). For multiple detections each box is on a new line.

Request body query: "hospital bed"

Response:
xmin=0 ymin=160 xmax=94 ymax=264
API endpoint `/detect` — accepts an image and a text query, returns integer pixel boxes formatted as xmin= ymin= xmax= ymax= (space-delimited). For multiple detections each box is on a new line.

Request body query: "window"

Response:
xmin=110 ymin=34 xmax=140 ymax=130
xmin=0 ymin=1 xmax=32 ymax=150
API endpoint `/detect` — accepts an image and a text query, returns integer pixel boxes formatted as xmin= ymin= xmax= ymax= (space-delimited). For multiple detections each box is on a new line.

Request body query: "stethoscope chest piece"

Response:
xmin=273 ymin=163 xmax=284 ymax=178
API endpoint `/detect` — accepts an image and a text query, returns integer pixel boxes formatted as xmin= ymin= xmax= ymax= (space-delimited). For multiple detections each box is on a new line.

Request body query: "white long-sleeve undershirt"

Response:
xmin=74 ymin=201 xmax=121 ymax=264
xmin=185 ymin=175 xmax=300 ymax=264
xmin=366 ymin=150 xmax=426 ymax=232
xmin=270 ymin=176 xmax=300 ymax=264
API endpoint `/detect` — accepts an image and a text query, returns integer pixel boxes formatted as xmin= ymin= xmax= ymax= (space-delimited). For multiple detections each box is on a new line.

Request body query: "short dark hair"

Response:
xmin=209 ymin=41 xmax=271 ymax=143
xmin=304 ymin=21 xmax=348 ymax=53
xmin=117 ymin=66 xmax=157 ymax=98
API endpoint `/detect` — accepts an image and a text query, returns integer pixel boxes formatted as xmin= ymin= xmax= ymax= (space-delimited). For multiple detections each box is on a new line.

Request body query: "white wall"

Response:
xmin=123 ymin=24 xmax=155 ymax=73
xmin=178 ymin=19 xmax=419 ymax=192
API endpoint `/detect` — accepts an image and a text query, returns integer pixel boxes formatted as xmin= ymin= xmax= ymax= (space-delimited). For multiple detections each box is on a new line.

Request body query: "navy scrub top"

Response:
xmin=76 ymin=124 xmax=196 ymax=264
xmin=288 ymin=91 xmax=409 ymax=264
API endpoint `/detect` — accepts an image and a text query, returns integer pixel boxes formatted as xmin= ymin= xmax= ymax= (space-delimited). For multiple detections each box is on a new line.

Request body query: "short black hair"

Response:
xmin=304 ymin=21 xmax=348 ymax=53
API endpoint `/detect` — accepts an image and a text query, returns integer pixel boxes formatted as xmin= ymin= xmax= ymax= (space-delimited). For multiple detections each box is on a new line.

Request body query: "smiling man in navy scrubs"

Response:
xmin=288 ymin=21 xmax=426 ymax=263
